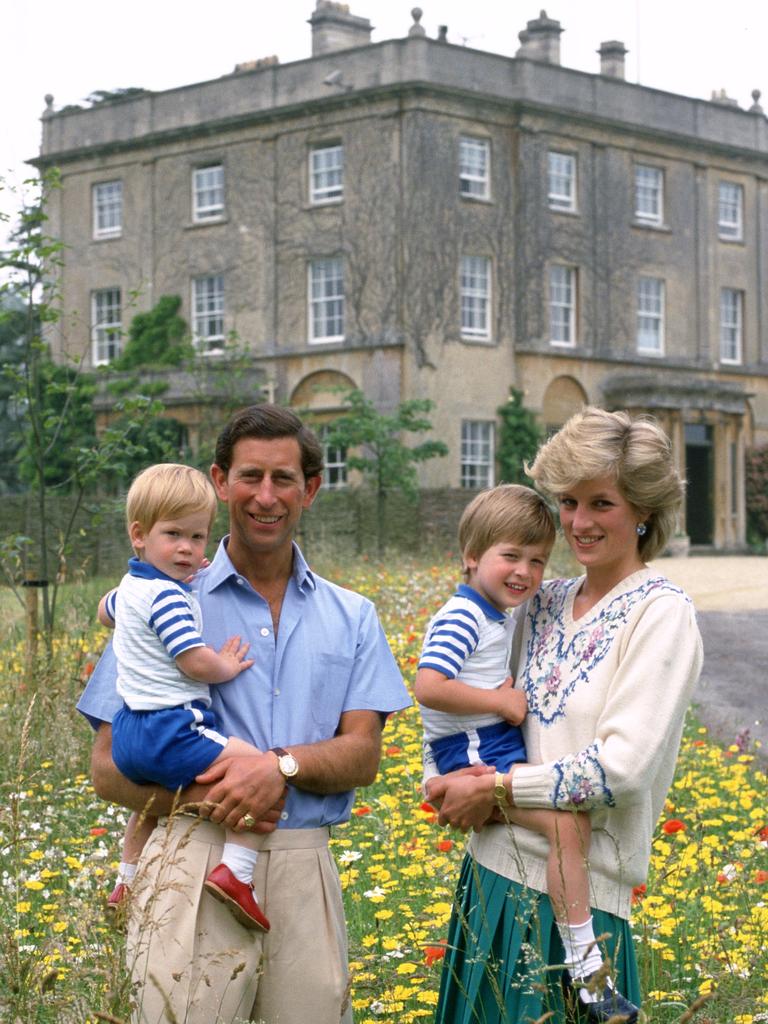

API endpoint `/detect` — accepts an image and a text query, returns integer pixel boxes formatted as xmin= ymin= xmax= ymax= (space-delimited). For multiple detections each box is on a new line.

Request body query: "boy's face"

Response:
xmin=464 ymin=539 xmax=551 ymax=613
xmin=129 ymin=510 xmax=211 ymax=581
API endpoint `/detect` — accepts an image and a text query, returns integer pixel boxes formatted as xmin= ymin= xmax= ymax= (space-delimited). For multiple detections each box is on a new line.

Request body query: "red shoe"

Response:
xmin=204 ymin=863 xmax=271 ymax=932
xmin=106 ymin=881 xmax=129 ymax=911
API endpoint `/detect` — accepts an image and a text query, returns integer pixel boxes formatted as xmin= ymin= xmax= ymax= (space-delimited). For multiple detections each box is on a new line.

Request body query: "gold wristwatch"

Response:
xmin=271 ymin=746 xmax=299 ymax=779
xmin=494 ymin=771 xmax=509 ymax=811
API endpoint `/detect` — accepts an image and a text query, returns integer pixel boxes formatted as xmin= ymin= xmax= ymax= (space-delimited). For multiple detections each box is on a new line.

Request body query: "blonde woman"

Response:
xmin=428 ymin=407 xmax=703 ymax=1024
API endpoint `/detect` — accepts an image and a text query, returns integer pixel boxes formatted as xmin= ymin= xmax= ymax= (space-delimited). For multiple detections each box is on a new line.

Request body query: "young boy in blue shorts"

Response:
xmin=416 ymin=484 xmax=632 ymax=1010
xmin=100 ymin=463 xmax=270 ymax=931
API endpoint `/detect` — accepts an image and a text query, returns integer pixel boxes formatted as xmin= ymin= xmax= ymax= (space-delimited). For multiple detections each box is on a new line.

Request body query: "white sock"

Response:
xmin=557 ymin=917 xmax=605 ymax=999
xmin=117 ymin=862 xmax=137 ymax=885
xmin=220 ymin=843 xmax=259 ymax=888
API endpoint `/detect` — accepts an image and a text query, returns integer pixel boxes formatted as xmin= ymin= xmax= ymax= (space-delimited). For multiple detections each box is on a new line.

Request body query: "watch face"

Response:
xmin=279 ymin=754 xmax=299 ymax=778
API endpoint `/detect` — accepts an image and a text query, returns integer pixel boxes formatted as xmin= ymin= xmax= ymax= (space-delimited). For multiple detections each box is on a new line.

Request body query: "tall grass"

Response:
xmin=0 ymin=559 xmax=765 ymax=1023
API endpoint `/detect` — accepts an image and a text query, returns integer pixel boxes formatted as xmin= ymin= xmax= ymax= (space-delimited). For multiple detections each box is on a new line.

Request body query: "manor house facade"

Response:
xmin=36 ymin=3 xmax=768 ymax=549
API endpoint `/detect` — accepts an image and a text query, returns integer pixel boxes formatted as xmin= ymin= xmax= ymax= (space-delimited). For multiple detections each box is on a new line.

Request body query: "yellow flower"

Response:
xmin=24 ymin=880 xmax=44 ymax=891
xmin=16 ymin=901 xmax=31 ymax=913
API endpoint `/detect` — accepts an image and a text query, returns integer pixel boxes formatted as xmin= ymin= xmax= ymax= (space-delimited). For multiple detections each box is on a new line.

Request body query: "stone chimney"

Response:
xmin=309 ymin=1 xmax=372 ymax=56
xmin=598 ymin=40 xmax=627 ymax=79
xmin=516 ymin=10 xmax=563 ymax=65
xmin=710 ymin=88 xmax=739 ymax=108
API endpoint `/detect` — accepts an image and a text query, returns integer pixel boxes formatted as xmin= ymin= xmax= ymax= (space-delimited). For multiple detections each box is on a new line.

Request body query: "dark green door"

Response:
xmin=685 ymin=424 xmax=714 ymax=544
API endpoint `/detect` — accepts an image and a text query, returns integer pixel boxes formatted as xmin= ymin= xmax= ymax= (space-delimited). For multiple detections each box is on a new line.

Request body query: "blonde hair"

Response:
xmin=125 ymin=463 xmax=218 ymax=539
xmin=458 ymin=484 xmax=556 ymax=577
xmin=526 ymin=407 xmax=683 ymax=561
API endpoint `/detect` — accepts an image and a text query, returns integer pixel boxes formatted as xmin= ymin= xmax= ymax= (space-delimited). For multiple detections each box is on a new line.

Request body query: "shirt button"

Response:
xmin=280 ymin=811 xmax=289 ymax=821
xmin=236 ymin=577 xmax=244 ymax=585
xmin=274 ymin=688 xmax=280 ymax=696
xmin=260 ymin=627 xmax=269 ymax=637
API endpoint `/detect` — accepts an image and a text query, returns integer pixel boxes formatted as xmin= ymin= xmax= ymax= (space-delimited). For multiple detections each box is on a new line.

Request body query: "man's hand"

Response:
xmin=494 ymin=677 xmax=527 ymax=726
xmin=428 ymin=767 xmax=497 ymax=833
xmin=195 ymin=752 xmax=286 ymax=831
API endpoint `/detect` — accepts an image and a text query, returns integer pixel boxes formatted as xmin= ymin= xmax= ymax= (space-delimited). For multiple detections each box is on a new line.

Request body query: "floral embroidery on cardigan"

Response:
xmin=521 ymin=575 xmax=686 ymax=727
xmin=550 ymin=742 xmax=613 ymax=809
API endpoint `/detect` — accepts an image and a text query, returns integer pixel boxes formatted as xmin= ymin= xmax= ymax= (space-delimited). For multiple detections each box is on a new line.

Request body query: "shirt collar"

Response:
xmin=203 ymin=537 xmax=317 ymax=594
xmin=456 ymin=583 xmax=506 ymax=622
xmin=127 ymin=555 xmax=192 ymax=591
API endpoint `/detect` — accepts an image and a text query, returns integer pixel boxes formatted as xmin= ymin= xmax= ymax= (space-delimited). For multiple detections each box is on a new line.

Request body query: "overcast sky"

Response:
xmin=2 ymin=0 xmax=767 ymax=245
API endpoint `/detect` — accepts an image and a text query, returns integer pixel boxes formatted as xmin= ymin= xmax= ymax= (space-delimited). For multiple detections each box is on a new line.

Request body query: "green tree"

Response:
xmin=745 ymin=445 xmax=768 ymax=546
xmin=323 ymin=389 xmax=448 ymax=554
xmin=496 ymin=388 xmax=542 ymax=485
xmin=0 ymin=296 xmax=27 ymax=493
xmin=0 ymin=173 xmax=163 ymax=642
xmin=114 ymin=294 xmax=191 ymax=370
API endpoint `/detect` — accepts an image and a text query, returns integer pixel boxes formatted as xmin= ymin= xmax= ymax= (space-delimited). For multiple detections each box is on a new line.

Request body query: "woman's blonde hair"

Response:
xmin=458 ymin=484 xmax=556 ymax=577
xmin=526 ymin=407 xmax=683 ymax=561
xmin=126 ymin=463 xmax=218 ymax=537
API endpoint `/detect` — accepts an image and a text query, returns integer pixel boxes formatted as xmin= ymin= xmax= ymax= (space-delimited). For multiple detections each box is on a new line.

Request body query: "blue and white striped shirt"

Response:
xmin=113 ymin=557 xmax=209 ymax=710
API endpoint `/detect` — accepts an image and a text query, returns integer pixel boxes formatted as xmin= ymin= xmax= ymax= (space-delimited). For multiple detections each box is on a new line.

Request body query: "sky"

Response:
xmin=2 ymin=0 xmax=767 ymax=245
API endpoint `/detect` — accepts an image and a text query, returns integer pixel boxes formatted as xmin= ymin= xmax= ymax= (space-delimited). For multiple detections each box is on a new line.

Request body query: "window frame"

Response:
xmin=718 ymin=181 xmax=743 ymax=242
xmin=192 ymin=164 xmax=225 ymax=223
xmin=719 ymin=287 xmax=743 ymax=365
xmin=460 ymin=255 xmax=492 ymax=342
xmin=548 ymin=264 xmax=577 ymax=347
xmin=458 ymin=136 xmax=491 ymax=200
xmin=92 ymin=180 xmax=123 ymax=240
xmin=192 ymin=274 xmax=225 ymax=354
xmin=547 ymin=151 xmax=577 ymax=212
xmin=308 ymin=257 xmax=345 ymax=344
xmin=309 ymin=144 xmax=344 ymax=205
xmin=634 ymin=164 xmax=664 ymax=226
xmin=91 ymin=288 xmax=122 ymax=365
xmin=636 ymin=275 xmax=665 ymax=356
xmin=460 ymin=420 xmax=495 ymax=489
xmin=319 ymin=425 xmax=348 ymax=490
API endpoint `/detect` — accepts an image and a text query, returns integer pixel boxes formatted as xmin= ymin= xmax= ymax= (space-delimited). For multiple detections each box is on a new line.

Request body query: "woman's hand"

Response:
xmin=428 ymin=765 xmax=497 ymax=832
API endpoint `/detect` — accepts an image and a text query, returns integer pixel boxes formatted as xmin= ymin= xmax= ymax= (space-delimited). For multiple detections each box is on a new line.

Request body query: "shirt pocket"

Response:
xmin=310 ymin=651 xmax=355 ymax=733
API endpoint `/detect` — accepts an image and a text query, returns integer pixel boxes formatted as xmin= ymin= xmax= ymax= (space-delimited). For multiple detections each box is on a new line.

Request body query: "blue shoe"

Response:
xmin=565 ymin=971 xmax=639 ymax=1024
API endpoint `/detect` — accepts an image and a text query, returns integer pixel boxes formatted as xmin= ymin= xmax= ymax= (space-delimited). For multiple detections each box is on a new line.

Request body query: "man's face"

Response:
xmin=211 ymin=436 xmax=321 ymax=563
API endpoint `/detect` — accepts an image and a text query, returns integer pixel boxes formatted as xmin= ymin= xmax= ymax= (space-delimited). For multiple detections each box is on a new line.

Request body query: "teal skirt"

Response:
xmin=436 ymin=854 xmax=641 ymax=1024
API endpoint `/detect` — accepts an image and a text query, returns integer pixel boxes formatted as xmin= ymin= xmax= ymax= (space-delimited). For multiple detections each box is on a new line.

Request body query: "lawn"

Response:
xmin=0 ymin=559 xmax=765 ymax=1023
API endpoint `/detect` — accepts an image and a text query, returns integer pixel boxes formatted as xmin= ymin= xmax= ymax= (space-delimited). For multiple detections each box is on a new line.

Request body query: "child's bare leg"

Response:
xmin=503 ymin=805 xmax=591 ymax=923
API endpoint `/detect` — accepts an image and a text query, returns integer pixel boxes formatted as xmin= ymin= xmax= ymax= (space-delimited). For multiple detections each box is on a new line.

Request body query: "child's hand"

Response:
xmin=494 ymin=676 xmax=527 ymax=725
xmin=183 ymin=557 xmax=211 ymax=585
xmin=217 ymin=636 xmax=255 ymax=677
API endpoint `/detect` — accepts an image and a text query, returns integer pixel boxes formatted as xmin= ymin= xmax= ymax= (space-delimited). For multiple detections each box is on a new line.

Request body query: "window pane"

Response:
xmin=93 ymin=181 xmax=123 ymax=237
xmin=459 ymin=137 xmax=489 ymax=198
xmin=548 ymin=152 xmax=575 ymax=210
xmin=461 ymin=421 xmax=494 ymax=488
xmin=460 ymin=255 xmax=491 ymax=339
xmin=718 ymin=182 xmax=743 ymax=240
xmin=311 ymin=145 xmax=344 ymax=202
xmin=320 ymin=425 xmax=347 ymax=489
xmin=635 ymin=165 xmax=662 ymax=222
xmin=310 ymin=258 xmax=344 ymax=341
xmin=193 ymin=275 xmax=225 ymax=352
xmin=720 ymin=288 xmax=742 ymax=363
xmin=193 ymin=165 xmax=224 ymax=220
xmin=549 ymin=265 xmax=575 ymax=345
xmin=636 ymin=277 xmax=664 ymax=353
xmin=91 ymin=288 xmax=122 ymax=364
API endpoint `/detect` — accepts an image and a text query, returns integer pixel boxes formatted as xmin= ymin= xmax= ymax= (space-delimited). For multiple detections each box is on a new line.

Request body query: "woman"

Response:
xmin=427 ymin=407 xmax=703 ymax=1024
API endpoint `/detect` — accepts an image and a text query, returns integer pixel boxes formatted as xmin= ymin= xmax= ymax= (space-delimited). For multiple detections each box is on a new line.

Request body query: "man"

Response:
xmin=79 ymin=404 xmax=410 ymax=1024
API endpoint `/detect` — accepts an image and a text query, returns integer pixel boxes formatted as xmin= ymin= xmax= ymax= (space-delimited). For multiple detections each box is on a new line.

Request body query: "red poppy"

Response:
xmin=424 ymin=944 xmax=447 ymax=966
xmin=661 ymin=819 xmax=686 ymax=835
xmin=755 ymin=825 xmax=768 ymax=844
xmin=754 ymin=870 xmax=768 ymax=884
xmin=386 ymin=745 xmax=402 ymax=756
xmin=420 ymin=802 xmax=437 ymax=814
xmin=353 ymin=805 xmax=372 ymax=816
xmin=631 ymin=883 xmax=647 ymax=904
xmin=89 ymin=827 xmax=108 ymax=837
xmin=716 ymin=872 xmax=730 ymax=885
xmin=437 ymin=839 xmax=454 ymax=852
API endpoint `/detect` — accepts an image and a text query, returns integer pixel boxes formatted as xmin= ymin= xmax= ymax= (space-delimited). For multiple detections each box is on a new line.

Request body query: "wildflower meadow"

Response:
xmin=0 ymin=558 xmax=766 ymax=1023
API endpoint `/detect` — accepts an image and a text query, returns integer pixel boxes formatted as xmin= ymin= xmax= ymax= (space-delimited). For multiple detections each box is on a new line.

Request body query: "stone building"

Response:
xmin=36 ymin=3 xmax=768 ymax=549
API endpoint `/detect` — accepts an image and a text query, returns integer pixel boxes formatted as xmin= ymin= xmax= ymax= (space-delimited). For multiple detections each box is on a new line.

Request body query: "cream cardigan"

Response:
xmin=469 ymin=567 xmax=703 ymax=919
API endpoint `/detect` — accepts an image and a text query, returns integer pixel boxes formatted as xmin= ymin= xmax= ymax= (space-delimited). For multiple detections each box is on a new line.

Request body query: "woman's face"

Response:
xmin=558 ymin=475 xmax=646 ymax=580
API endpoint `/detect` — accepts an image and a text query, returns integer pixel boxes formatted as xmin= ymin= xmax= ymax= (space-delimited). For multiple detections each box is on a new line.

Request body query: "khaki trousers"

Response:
xmin=127 ymin=816 xmax=353 ymax=1024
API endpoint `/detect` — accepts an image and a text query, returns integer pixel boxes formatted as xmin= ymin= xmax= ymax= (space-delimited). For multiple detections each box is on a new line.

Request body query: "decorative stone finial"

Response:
xmin=42 ymin=94 xmax=54 ymax=118
xmin=409 ymin=7 xmax=426 ymax=37
xmin=750 ymin=88 xmax=764 ymax=114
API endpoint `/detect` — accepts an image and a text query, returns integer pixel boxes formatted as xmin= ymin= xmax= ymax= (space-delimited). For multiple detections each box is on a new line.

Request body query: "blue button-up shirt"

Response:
xmin=78 ymin=539 xmax=410 ymax=828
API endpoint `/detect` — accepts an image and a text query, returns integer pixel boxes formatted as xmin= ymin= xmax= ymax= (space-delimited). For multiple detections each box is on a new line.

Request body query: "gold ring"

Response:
xmin=242 ymin=813 xmax=256 ymax=829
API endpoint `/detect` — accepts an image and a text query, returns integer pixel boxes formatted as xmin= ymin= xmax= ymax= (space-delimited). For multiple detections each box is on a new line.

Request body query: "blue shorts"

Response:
xmin=429 ymin=720 xmax=527 ymax=774
xmin=111 ymin=700 xmax=228 ymax=790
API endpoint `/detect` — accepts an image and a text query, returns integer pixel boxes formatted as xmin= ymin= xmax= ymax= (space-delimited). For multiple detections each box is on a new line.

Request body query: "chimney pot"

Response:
xmin=598 ymin=40 xmax=627 ymax=79
xmin=309 ymin=1 xmax=372 ymax=56
xmin=516 ymin=10 xmax=563 ymax=65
